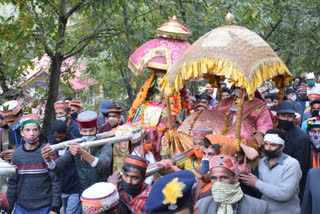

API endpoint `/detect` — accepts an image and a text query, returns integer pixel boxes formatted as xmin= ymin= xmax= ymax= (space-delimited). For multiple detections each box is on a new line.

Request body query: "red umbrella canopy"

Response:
xmin=128 ymin=16 xmax=191 ymax=75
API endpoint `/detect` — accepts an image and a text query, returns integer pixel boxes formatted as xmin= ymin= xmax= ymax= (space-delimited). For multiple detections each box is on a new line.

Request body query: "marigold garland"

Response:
xmin=127 ymin=73 xmax=155 ymax=122
xmin=169 ymin=92 xmax=182 ymax=115
xmin=141 ymin=101 xmax=151 ymax=125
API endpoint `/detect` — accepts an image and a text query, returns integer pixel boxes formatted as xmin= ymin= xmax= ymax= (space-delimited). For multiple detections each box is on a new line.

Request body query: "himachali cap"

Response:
xmin=308 ymin=88 xmax=320 ymax=97
xmin=306 ymin=73 xmax=315 ymax=79
xmin=0 ymin=100 xmax=21 ymax=117
xmin=307 ymin=117 xmax=320 ymax=129
xmin=209 ymin=155 xmax=240 ymax=175
xmin=76 ymin=111 xmax=98 ymax=128
xmin=54 ymin=100 xmax=70 ymax=109
xmin=81 ymin=182 xmax=119 ymax=214
xmin=129 ymin=128 xmax=147 ymax=145
xmin=124 ymin=154 xmax=148 ymax=172
xmin=70 ymin=100 xmax=82 ymax=108
xmin=19 ymin=114 xmax=41 ymax=128
xmin=144 ymin=170 xmax=195 ymax=214
xmin=106 ymin=105 xmax=121 ymax=114
xmin=192 ymin=128 xmax=213 ymax=139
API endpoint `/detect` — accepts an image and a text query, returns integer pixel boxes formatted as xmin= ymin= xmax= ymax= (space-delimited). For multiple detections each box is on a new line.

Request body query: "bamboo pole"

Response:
xmin=234 ymin=88 xmax=244 ymax=152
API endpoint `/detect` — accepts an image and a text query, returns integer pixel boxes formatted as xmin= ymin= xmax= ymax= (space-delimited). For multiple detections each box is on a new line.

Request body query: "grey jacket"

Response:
xmin=53 ymin=143 xmax=112 ymax=193
xmin=196 ymin=194 xmax=270 ymax=214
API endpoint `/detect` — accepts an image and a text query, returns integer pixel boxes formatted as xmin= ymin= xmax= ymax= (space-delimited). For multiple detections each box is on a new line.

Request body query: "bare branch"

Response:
xmin=65 ymin=0 xmax=85 ymax=18
xmin=264 ymin=17 xmax=283 ymax=41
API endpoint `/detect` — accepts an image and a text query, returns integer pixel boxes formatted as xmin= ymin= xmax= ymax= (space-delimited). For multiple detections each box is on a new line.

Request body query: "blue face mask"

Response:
xmin=307 ymin=81 xmax=315 ymax=86
xmin=11 ymin=122 xmax=20 ymax=131
xmin=197 ymin=159 xmax=210 ymax=175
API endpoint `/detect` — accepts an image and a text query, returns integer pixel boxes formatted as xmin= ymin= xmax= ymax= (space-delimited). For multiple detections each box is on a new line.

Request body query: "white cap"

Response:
xmin=81 ymin=182 xmax=119 ymax=213
xmin=306 ymin=73 xmax=315 ymax=80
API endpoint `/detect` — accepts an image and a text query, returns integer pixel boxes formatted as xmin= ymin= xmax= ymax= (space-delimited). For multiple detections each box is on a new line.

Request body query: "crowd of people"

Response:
xmin=0 ymin=73 xmax=319 ymax=214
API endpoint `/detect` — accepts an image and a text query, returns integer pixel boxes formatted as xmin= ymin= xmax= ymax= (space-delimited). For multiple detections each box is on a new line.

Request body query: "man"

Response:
xmin=7 ymin=114 xmax=61 ymax=214
xmin=42 ymin=111 xmax=113 ymax=193
xmin=97 ymin=99 xmax=113 ymax=128
xmin=70 ymin=100 xmax=82 ymax=120
xmin=144 ymin=170 xmax=195 ymax=214
xmin=301 ymin=167 xmax=320 ymax=214
xmin=130 ymin=128 xmax=155 ymax=185
xmin=221 ymin=87 xmax=232 ymax=100
xmin=0 ymin=113 xmax=10 ymax=154
xmin=108 ymin=155 xmax=152 ymax=214
xmin=292 ymin=76 xmax=301 ymax=91
xmin=305 ymin=73 xmax=320 ymax=94
xmin=0 ymin=100 xmax=23 ymax=161
xmin=196 ymin=155 xmax=269 ymax=214
xmin=306 ymin=118 xmax=320 ymax=168
xmin=81 ymin=182 xmax=131 ymax=214
xmin=215 ymin=87 xmax=273 ymax=146
xmin=99 ymin=105 xmax=123 ymax=133
xmin=50 ymin=120 xmax=81 ymax=214
xmin=276 ymin=100 xmax=310 ymax=199
xmin=302 ymin=89 xmax=320 ymax=122
xmin=49 ymin=101 xmax=81 ymax=146
xmin=240 ymin=128 xmax=302 ymax=214
xmin=285 ymin=88 xmax=302 ymax=116
xmin=178 ymin=128 xmax=213 ymax=176
xmin=301 ymin=99 xmax=320 ymax=132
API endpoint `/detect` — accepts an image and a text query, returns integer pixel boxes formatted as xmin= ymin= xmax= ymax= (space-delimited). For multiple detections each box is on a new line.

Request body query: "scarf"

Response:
xmin=211 ymin=182 xmax=243 ymax=214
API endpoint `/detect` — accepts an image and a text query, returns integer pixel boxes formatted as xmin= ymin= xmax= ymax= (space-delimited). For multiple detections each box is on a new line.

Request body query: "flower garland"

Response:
xmin=169 ymin=92 xmax=182 ymax=115
xmin=188 ymin=110 xmax=202 ymax=134
xmin=127 ymin=73 xmax=155 ymax=122
xmin=221 ymin=114 xmax=231 ymax=135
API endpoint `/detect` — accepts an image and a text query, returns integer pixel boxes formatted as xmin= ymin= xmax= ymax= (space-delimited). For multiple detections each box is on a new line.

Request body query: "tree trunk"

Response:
xmin=43 ymin=55 xmax=63 ymax=136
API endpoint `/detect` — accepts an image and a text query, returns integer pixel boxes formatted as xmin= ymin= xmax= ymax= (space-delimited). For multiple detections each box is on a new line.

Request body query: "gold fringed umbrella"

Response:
xmin=160 ymin=13 xmax=292 ymax=97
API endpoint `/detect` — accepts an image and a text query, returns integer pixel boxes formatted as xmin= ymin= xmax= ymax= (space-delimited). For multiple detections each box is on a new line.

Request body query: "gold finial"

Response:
xmin=172 ymin=15 xmax=177 ymax=21
xmin=225 ymin=13 xmax=234 ymax=24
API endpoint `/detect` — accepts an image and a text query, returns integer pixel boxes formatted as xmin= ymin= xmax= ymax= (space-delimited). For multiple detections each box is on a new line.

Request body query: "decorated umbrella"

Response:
xmin=160 ymin=13 xmax=292 ymax=151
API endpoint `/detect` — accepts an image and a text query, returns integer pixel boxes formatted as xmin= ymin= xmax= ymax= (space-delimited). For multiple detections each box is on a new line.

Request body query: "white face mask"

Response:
xmin=234 ymin=88 xmax=241 ymax=98
xmin=56 ymin=116 xmax=66 ymax=121
xmin=81 ymin=135 xmax=96 ymax=142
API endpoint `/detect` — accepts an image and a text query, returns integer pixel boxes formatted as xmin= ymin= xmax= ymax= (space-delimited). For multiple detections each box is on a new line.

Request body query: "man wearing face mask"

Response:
xmin=70 ymin=100 xmax=82 ymax=120
xmin=0 ymin=100 xmax=24 ymax=161
xmin=240 ymin=128 xmax=302 ymax=214
xmin=98 ymin=105 xmax=123 ymax=133
xmin=130 ymin=128 xmax=155 ymax=185
xmin=178 ymin=128 xmax=213 ymax=176
xmin=292 ymin=76 xmax=301 ymax=91
xmin=49 ymin=101 xmax=81 ymax=146
xmin=285 ymin=88 xmax=302 ymax=116
xmin=296 ymin=84 xmax=307 ymax=114
xmin=196 ymin=155 xmax=269 ymax=214
xmin=301 ymin=99 xmax=320 ymax=132
xmin=302 ymin=89 xmax=320 ymax=122
xmin=42 ymin=111 xmax=113 ymax=193
xmin=215 ymin=86 xmax=273 ymax=147
xmin=276 ymin=100 xmax=311 ymax=200
xmin=306 ymin=118 xmax=320 ymax=168
xmin=305 ymin=73 xmax=320 ymax=95
xmin=108 ymin=155 xmax=152 ymax=214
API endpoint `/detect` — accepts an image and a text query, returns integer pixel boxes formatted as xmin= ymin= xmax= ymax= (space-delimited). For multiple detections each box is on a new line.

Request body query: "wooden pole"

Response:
xmin=165 ymin=96 xmax=174 ymax=141
xmin=234 ymin=88 xmax=244 ymax=152
xmin=279 ymin=77 xmax=284 ymax=102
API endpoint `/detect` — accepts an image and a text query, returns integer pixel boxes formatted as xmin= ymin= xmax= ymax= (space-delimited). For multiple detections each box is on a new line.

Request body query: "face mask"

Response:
xmin=56 ymin=116 xmax=66 ymax=121
xmin=299 ymin=93 xmax=308 ymax=101
xmin=312 ymin=110 xmax=320 ymax=117
xmin=267 ymin=103 xmax=274 ymax=108
xmin=193 ymin=149 xmax=203 ymax=159
xmin=234 ymin=88 xmax=241 ymax=98
xmin=121 ymin=179 xmax=142 ymax=197
xmin=263 ymin=147 xmax=281 ymax=159
xmin=11 ymin=122 xmax=20 ymax=131
xmin=144 ymin=143 xmax=152 ymax=153
xmin=82 ymin=135 xmax=96 ymax=142
xmin=308 ymin=132 xmax=320 ymax=151
xmin=211 ymin=182 xmax=243 ymax=211
xmin=294 ymin=82 xmax=300 ymax=86
xmin=1 ymin=124 xmax=9 ymax=129
xmin=307 ymin=81 xmax=315 ymax=86
xmin=277 ymin=119 xmax=293 ymax=130
xmin=24 ymin=137 xmax=39 ymax=144
xmin=70 ymin=112 xmax=78 ymax=119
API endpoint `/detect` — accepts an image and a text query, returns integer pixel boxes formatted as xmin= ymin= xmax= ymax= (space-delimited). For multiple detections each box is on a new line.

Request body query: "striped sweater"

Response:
xmin=7 ymin=143 xmax=62 ymax=213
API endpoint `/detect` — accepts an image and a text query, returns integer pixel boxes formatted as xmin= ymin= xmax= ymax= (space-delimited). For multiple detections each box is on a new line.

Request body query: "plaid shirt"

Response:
xmin=120 ymin=183 xmax=152 ymax=214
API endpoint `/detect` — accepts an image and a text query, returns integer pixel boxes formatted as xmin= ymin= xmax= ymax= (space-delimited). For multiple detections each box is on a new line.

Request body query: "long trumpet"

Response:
xmin=51 ymin=134 xmax=129 ymax=151
xmin=0 ymin=158 xmax=16 ymax=177
xmin=146 ymin=148 xmax=192 ymax=177
xmin=50 ymin=131 xmax=116 ymax=151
